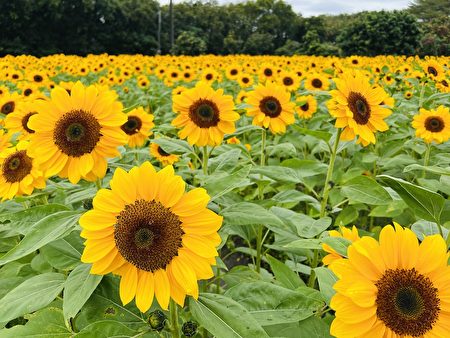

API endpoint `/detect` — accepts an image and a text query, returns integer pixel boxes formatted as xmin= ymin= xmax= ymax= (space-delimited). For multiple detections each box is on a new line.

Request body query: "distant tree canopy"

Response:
xmin=0 ymin=0 xmax=447 ymax=56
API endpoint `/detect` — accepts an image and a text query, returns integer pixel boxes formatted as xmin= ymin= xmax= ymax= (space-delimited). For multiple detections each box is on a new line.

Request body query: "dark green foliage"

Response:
xmin=171 ymin=31 xmax=207 ymax=56
xmin=417 ymin=16 xmax=450 ymax=56
xmin=337 ymin=11 xmax=421 ymax=56
xmin=409 ymin=0 xmax=450 ymax=21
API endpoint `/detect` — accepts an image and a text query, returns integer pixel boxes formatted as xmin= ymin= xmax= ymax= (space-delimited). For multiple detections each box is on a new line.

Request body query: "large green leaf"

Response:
xmin=40 ymin=231 xmax=83 ymax=270
xmin=0 ymin=273 xmax=66 ymax=325
xmin=222 ymin=202 xmax=284 ymax=227
xmin=266 ymin=255 xmax=305 ymax=289
xmin=63 ymin=264 xmax=103 ymax=321
xmin=314 ymin=267 xmax=338 ymax=305
xmin=152 ymin=138 xmax=194 ymax=154
xmin=0 ymin=211 xmax=81 ymax=265
xmin=270 ymin=207 xmax=330 ymax=238
xmin=75 ymin=320 xmax=150 ymax=338
xmin=404 ymin=164 xmax=450 ymax=176
xmin=204 ymin=165 xmax=252 ymax=200
xmin=189 ymin=293 xmax=269 ymax=338
xmin=0 ymin=307 xmax=71 ymax=338
xmin=263 ymin=316 xmax=332 ymax=338
xmin=209 ymin=149 xmax=242 ymax=173
xmin=341 ymin=175 xmax=392 ymax=205
xmin=225 ymin=282 xmax=324 ymax=326
xmin=251 ymin=166 xmax=303 ymax=184
xmin=292 ymin=125 xmax=332 ymax=142
xmin=378 ymin=175 xmax=445 ymax=223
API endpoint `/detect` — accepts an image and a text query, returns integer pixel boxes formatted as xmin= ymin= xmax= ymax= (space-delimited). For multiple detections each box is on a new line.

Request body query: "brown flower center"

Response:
xmin=242 ymin=77 xmax=249 ymax=84
xmin=311 ymin=79 xmax=322 ymax=88
xmin=300 ymin=102 xmax=309 ymax=112
xmin=264 ymin=68 xmax=273 ymax=77
xmin=1 ymin=101 xmax=15 ymax=115
xmin=348 ymin=92 xmax=371 ymax=125
xmin=21 ymin=112 xmax=37 ymax=134
xmin=53 ymin=109 xmax=101 ymax=157
xmin=2 ymin=150 xmax=33 ymax=183
xmin=427 ymin=66 xmax=438 ymax=77
xmin=33 ymin=75 xmax=43 ymax=82
xmin=23 ymin=88 xmax=33 ymax=96
xmin=114 ymin=199 xmax=183 ymax=271
xmin=425 ymin=116 xmax=444 ymax=133
xmin=230 ymin=69 xmax=238 ymax=76
xmin=260 ymin=96 xmax=282 ymax=118
xmin=283 ymin=77 xmax=294 ymax=86
xmin=205 ymin=74 xmax=213 ymax=81
xmin=376 ymin=268 xmax=440 ymax=337
xmin=121 ymin=116 xmax=142 ymax=135
xmin=157 ymin=146 xmax=170 ymax=157
xmin=188 ymin=99 xmax=220 ymax=128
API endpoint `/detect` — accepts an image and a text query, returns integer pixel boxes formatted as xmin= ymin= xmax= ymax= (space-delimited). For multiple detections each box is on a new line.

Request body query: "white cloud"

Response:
xmin=158 ymin=0 xmax=411 ymax=17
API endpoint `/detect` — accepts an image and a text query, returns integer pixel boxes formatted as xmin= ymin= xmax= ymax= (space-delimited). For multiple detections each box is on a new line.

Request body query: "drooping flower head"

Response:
xmin=172 ymin=82 xmax=239 ymax=146
xmin=412 ymin=105 xmax=450 ymax=144
xmin=28 ymin=81 xmax=128 ymax=184
xmin=80 ymin=162 xmax=222 ymax=312
xmin=329 ymin=223 xmax=450 ymax=337
xmin=328 ymin=72 xmax=392 ymax=146
xmin=246 ymin=81 xmax=295 ymax=134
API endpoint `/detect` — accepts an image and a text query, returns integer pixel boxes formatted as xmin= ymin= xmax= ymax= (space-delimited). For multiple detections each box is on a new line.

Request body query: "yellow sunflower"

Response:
xmin=0 ymin=129 xmax=11 ymax=152
xmin=322 ymin=226 xmax=360 ymax=266
xmin=4 ymin=100 xmax=38 ymax=140
xmin=0 ymin=141 xmax=46 ymax=200
xmin=330 ymin=223 xmax=450 ymax=338
xmin=80 ymin=162 xmax=222 ymax=312
xmin=150 ymin=143 xmax=179 ymax=166
xmin=328 ymin=72 xmax=392 ymax=146
xmin=172 ymin=82 xmax=239 ymax=146
xmin=304 ymin=73 xmax=330 ymax=91
xmin=422 ymin=59 xmax=444 ymax=81
xmin=201 ymin=69 xmax=220 ymax=84
xmin=246 ymin=81 xmax=295 ymax=134
xmin=0 ymin=92 xmax=22 ymax=116
xmin=237 ymin=74 xmax=254 ymax=88
xmin=28 ymin=81 xmax=128 ymax=184
xmin=277 ymin=71 xmax=300 ymax=92
xmin=121 ymin=107 xmax=154 ymax=148
xmin=295 ymin=95 xmax=318 ymax=119
xmin=412 ymin=105 xmax=450 ymax=144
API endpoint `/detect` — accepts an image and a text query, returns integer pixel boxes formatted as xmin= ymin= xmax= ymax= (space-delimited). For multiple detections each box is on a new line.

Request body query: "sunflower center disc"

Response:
xmin=114 ymin=199 xmax=183 ymax=272
xmin=189 ymin=99 xmax=220 ymax=128
xmin=428 ymin=67 xmax=438 ymax=77
xmin=24 ymin=89 xmax=32 ymax=96
xmin=283 ymin=77 xmax=293 ymax=86
xmin=206 ymin=74 xmax=213 ymax=80
xmin=264 ymin=68 xmax=272 ymax=76
xmin=157 ymin=146 xmax=170 ymax=157
xmin=121 ymin=116 xmax=142 ymax=135
xmin=2 ymin=150 xmax=33 ymax=183
xmin=375 ymin=268 xmax=440 ymax=337
xmin=301 ymin=102 xmax=310 ymax=112
xmin=425 ymin=117 xmax=444 ymax=133
xmin=348 ymin=92 xmax=371 ymax=125
xmin=311 ymin=79 xmax=322 ymax=88
xmin=1 ymin=101 xmax=15 ymax=115
xmin=21 ymin=112 xmax=37 ymax=134
xmin=54 ymin=109 xmax=101 ymax=157
xmin=34 ymin=75 xmax=43 ymax=82
xmin=260 ymin=97 xmax=282 ymax=118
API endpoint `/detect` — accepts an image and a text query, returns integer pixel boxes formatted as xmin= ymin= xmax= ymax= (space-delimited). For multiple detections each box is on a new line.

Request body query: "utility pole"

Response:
xmin=169 ymin=0 xmax=174 ymax=52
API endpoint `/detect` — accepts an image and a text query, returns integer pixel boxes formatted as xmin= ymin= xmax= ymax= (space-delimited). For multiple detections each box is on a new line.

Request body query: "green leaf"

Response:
xmin=270 ymin=207 xmax=330 ymax=238
xmin=378 ymin=175 xmax=445 ymax=223
xmin=281 ymin=159 xmax=328 ymax=178
xmin=0 ymin=204 xmax=70 ymax=235
xmin=411 ymin=220 xmax=449 ymax=241
xmin=0 ymin=307 xmax=71 ymax=338
xmin=251 ymin=166 xmax=303 ymax=184
xmin=292 ymin=125 xmax=332 ymax=142
xmin=63 ymin=264 xmax=103 ymax=321
xmin=284 ymin=239 xmax=323 ymax=251
xmin=314 ymin=267 xmax=338 ymax=305
xmin=222 ymin=202 xmax=284 ymax=227
xmin=189 ymin=293 xmax=269 ymax=338
xmin=0 ymin=211 xmax=81 ymax=265
xmin=341 ymin=176 xmax=392 ymax=205
xmin=209 ymin=149 xmax=242 ymax=173
xmin=225 ymin=282 xmax=324 ymax=326
xmin=204 ymin=165 xmax=252 ymax=200
xmin=75 ymin=320 xmax=145 ymax=338
xmin=335 ymin=206 xmax=359 ymax=226
xmin=222 ymin=266 xmax=262 ymax=288
xmin=40 ymin=231 xmax=83 ymax=270
xmin=404 ymin=164 xmax=450 ymax=176
xmin=264 ymin=316 xmax=332 ymax=338
xmin=152 ymin=138 xmax=193 ymax=155
xmin=266 ymin=255 xmax=305 ymax=289
xmin=321 ymin=237 xmax=351 ymax=257
xmin=0 ymin=273 xmax=66 ymax=325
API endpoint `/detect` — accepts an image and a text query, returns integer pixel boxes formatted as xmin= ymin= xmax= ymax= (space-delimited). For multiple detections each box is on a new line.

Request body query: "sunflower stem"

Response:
xmin=95 ymin=178 xmax=102 ymax=190
xmin=255 ymin=128 xmax=267 ymax=273
xmin=422 ymin=143 xmax=431 ymax=178
xmin=169 ymin=299 xmax=181 ymax=338
xmin=202 ymin=146 xmax=208 ymax=175
xmin=320 ymin=129 xmax=341 ymax=218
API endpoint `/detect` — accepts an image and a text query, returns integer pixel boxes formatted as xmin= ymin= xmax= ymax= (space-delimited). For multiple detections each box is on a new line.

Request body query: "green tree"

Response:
xmin=409 ymin=0 xmax=450 ymax=21
xmin=417 ymin=16 xmax=450 ymax=55
xmin=243 ymin=32 xmax=275 ymax=55
xmin=171 ymin=31 xmax=207 ymax=55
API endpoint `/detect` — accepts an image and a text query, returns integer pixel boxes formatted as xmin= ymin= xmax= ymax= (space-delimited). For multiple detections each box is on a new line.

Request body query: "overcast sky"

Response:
xmin=159 ymin=0 xmax=412 ymax=17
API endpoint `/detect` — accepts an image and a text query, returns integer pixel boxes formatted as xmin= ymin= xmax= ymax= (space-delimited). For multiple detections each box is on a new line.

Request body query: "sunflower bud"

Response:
xmin=182 ymin=321 xmax=198 ymax=337
xmin=147 ymin=310 xmax=166 ymax=331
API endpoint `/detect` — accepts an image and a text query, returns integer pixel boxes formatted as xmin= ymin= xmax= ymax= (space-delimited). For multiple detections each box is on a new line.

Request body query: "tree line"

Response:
xmin=0 ymin=0 xmax=448 ymax=56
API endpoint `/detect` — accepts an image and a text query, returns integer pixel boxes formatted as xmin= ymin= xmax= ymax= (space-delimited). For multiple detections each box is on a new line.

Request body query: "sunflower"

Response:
xmin=236 ymin=90 xmax=248 ymax=104
xmin=295 ymin=95 xmax=317 ymax=119
xmin=27 ymin=81 xmax=128 ymax=184
xmin=201 ymin=69 xmax=219 ymax=84
xmin=4 ymin=100 xmax=38 ymax=140
xmin=27 ymin=70 xmax=47 ymax=84
xmin=322 ymin=226 xmax=360 ymax=266
xmin=258 ymin=63 xmax=276 ymax=82
xmin=226 ymin=136 xmax=240 ymax=145
xmin=0 ymin=141 xmax=46 ymax=200
xmin=304 ymin=73 xmax=330 ymax=91
xmin=150 ymin=142 xmax=179 ymax=166
xmin=277 ymin=71 xmax=300 ymax=92
xmin=422 ymin=59 xmax=444 ymax=80
xmin=80 ymin=162 xmax=222 ymax=311
xmin=226 ymin=64 xmax=240 ymax=80
xmin=329 ymin=223 xmax=450 ymax=338
xmin=328 ymin=72 xmax=392 ymax=146
xmin=404 ymin=91 xmax=413 ymax=100
xmin=172 ymin=82 xmax=239 ymax=146
xmin=121 ymin=107 xmax=154 ymax=148
xmin=0 ymin=92 xmax=22 ymax=116
xmin=0 ymin=129 xmax=11 ymax=152
xmin=412 ymin=105 xmax=450 ymax=144
xmin=237 ymin=74 xmax=254 ymax=88
xmin=246 ymin=81 xmax=295 ymax=134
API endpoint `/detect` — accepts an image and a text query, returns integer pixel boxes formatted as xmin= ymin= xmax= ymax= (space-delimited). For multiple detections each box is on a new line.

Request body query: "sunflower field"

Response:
xmin=0 ymin=54 xmax=449 ymax=338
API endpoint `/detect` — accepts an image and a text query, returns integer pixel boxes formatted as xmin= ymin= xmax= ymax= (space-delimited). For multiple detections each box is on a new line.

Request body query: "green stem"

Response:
xmin=202 ymin=146 xmax=208 ymax=175
xmin=422 ymin=143 xmax=431 ymax=178
xmin=418 ymin=83 xmax=426 ymax=108
xmin=169 ymin=300 xmax=180 ymax=338
xmin=255 ymin=128 xmax=267 ymax=273
xmin=95 ymin=179 xmax=102 ymax=191
xmin=320 ymin=129 xmax=342 ymax=218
